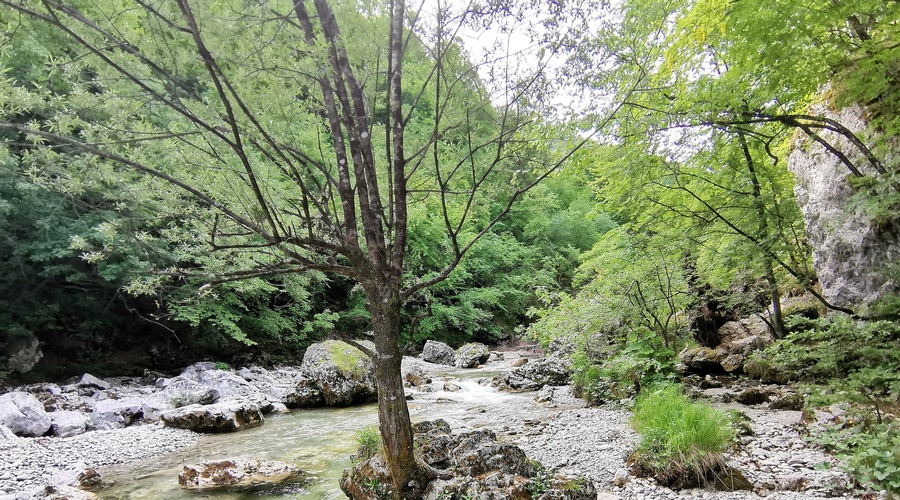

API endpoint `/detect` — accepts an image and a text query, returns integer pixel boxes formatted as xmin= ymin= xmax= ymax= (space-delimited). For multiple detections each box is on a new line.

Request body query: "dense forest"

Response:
xmin=0 ymin=0 xmax=898 ymax=497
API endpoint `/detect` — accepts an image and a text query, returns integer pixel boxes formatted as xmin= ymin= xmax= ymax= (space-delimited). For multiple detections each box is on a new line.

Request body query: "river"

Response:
xmin=97 ymin=355 xmax=551 ymax=499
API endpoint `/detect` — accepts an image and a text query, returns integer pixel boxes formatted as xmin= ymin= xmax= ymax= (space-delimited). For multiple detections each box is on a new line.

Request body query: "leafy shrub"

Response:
xmin=747 ymin=316 xmax=900 ymax=419
xmin=572 ymin=331 xmax=678 ymax=404
xmin=629 ymin=383 xmax=735 ymax=487
xmin=815 ymin=421 xmax=900 ymax=495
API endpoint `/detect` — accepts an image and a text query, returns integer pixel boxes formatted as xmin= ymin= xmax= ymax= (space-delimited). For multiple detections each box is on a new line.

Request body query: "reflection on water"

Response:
xmin=99 ymin=356 xmax=534 ymax=499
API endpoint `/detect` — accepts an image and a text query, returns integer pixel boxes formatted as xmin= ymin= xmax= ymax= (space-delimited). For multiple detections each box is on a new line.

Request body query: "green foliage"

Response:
xmin=746 ymin=316 xmax=900 ymax=385
xmin=571 ymin=331 xmax=678 ymax=405
xmin=526 ymin=459 xmax=550 ymax=499
xmin=815 ymin=421 xmax=900 ymax=495
xmin=629 ymin=383 xmax=735 ymax=486
xmin=354 ymin=425 xmax=382 ymax=463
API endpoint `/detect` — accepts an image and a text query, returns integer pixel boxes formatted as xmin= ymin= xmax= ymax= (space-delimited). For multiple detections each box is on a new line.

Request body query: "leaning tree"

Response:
xmin=0 ymin=0 xmax=628 ymax=494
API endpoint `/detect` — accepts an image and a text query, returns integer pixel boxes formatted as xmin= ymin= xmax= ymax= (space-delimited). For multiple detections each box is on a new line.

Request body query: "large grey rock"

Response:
xmin=160 ymin=398 xmax=264 ymax=432
xmin=300 ymin=340 xmax=376 ymax=406
xmin=0 ymin=391 xmax=51 ymax=436
xmin=91 ymin=398 xmax=144 ymax=430
xmin=454 ymin=342 xmax=490 ymax=368
xmin=178 ymin=458 xmax=305 ymax=490
xmin=421 ymin=340 xmax=456 ymax=366
xmin=788 ymin=102 xmax=900 ymax=310
xmin=493 ymin=358 xmax=571 ymax=391
xmin=3 ymin=334 xmax=42 ymax=374
xmin=179 ymin=363 xmax=254 ymax=399
xmin=160 ymin=377 xmax=220 ymax=406
xmin=49 ymin=410 xmax=91 ymax=438
xmin=282 ymin=378 xmax=324 ymax=408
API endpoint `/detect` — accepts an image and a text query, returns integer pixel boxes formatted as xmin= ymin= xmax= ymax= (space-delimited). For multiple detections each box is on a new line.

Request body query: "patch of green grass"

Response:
xmin=629 ymin=383 xmax=735 ymax=487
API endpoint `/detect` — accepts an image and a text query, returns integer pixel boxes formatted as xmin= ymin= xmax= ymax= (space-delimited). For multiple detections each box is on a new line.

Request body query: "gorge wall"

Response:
xmin=787 ymin=103 xmax=900 ymax=311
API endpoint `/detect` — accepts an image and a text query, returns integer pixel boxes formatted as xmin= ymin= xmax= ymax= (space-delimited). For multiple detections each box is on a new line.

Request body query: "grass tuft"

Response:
xmin=629 ymin=383 xmax=738 ymax=488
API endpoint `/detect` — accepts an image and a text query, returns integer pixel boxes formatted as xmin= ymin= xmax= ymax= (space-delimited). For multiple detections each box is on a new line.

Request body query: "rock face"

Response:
xmin=340 ymin=419 xmax=596 ymax=500
xmin=493 ymin=358 xmax=571 ymax=391
xmin=421 ymin=340 xmax=456 ymax=366
xmin=300 ymin=340 xmax=376 ymax=406
xmin=679 ymin=316 xmax=772 ymax=375
xmin=160 ymin=399 xmax=264 ymax=432
xmin=454 ymin=342 xmax=490 ymax=368
xmin=0 ymin=391 xmax=51 ymax=437
xmin=178 ymin=458 xmax=305 ymax=491
xmin=788 ymin=102 xmax=900 ymax=310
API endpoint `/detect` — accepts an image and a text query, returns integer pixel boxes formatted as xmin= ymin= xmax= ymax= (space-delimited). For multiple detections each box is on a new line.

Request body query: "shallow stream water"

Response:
xmin=97 ymin=356 xmax=539 ymax=499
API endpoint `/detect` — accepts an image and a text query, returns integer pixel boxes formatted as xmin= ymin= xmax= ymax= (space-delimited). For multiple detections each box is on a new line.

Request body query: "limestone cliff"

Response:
xmin=787 ymin=103 xmax=900 ymax=311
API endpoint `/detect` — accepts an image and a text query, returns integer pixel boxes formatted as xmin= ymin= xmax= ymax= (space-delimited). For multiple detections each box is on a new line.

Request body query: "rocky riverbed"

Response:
xmin=0 ymin=344 xmax=868 ymax=499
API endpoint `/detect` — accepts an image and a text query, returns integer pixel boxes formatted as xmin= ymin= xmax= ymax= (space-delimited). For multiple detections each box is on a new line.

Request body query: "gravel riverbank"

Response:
xmin=0 ymin=424 xmax=199 ymax=498
xmin=519 ymin=404 xmax=857 ymax=500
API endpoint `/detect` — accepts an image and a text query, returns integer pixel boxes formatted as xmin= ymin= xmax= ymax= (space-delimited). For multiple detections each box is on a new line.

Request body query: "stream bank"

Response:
xmin=1 ymin=351 xmax=860 ymax=499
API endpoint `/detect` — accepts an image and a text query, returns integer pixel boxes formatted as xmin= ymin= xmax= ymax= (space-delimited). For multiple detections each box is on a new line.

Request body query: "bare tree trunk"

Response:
xmin=366 ymin=279 xmax=419 ymax=497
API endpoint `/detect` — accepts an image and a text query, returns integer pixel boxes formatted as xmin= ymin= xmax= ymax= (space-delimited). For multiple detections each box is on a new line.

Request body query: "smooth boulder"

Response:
xmin=160 ymin=377 xmax=221 ymax=406
xmin=454 ymin=342 xmax=490 ymax=368
xmin=161 ymin=399 xmax=264 ymax=433
xmin=91 ymin=398 xmax=144 ymax=430
xmin=179 ymin=458 xmax=305 ymax=490
xmin=0 ymin=391 xmax=51 ymax=437
xmin=50 ymin=410 xmax=91 ymax=438
xmin=420 ymin=340 xmax=456 ymax=366
xmin=300 ymin=340 xmax=376 ymax=406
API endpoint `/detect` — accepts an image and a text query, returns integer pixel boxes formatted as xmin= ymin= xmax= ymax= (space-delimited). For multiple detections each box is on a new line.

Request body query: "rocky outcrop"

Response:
xmin=454 ymin=342 xmax=490 ymax=368
xmin=178 ymin=458 xmax=305 ymax=491
xmin=0 ymin=391 xmax=51 ymax=437
xmin=299 ymin=340 xmax=376 ymax=406
xmin=178 ymin=362 xmax=254 ymax=399
xmin=679 ymin=316 xmax=772 ymax=375
xmin=160 ymin=399 xmax=264 ymax=432
xmin=493 ymin=358 xmax=571 ymax=391
xmin=420 ymin=340 xmax=456 ymax=366
xmin=340 ymin=419 xmax=596 ymax=500
xmin=788 ymin=102 xmax=900 ymax=310
xmin=282 ymin=378 xmax=324 ymax=408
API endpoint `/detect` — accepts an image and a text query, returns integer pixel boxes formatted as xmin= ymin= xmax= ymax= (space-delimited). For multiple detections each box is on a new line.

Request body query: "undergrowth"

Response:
xmin=572 ymin=331 xmax=677 ymax=404
xmin=746 ymin=315 xmax=900 ymax=494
